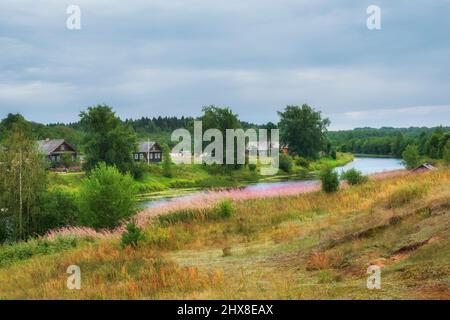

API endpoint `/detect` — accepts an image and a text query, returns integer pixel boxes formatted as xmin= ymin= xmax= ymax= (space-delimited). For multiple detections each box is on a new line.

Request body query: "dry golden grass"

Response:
xmin=0 ymin=169 xmax=449 ymax=299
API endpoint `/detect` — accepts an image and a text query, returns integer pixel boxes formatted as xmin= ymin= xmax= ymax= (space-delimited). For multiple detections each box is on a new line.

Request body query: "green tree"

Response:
xmin=198 ymin=105 xmax=242 ymax=167
xmin=391 ymin=133 xmax=405 ymax=157
xmin=278 ymin=104 xmax=330 ymax=159
xmin=402 ymin=144 xmax=421 ymax=169
xmin=77 ymin=163 xmax=137 ymax=229
xmin=80 ymin=105 xmax=137 ymax=174
xmin=443 ymin=140 xmax=450 ymax=165
xmin=162 ymin=144 xmax=172 ymax=178
xmin=0 ymin=123 xmax=47 ymax=241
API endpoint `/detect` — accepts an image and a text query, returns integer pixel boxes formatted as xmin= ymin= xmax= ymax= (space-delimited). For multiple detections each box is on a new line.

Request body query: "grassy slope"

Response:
xmin=1 ymin=169 xmax=449 ymax=299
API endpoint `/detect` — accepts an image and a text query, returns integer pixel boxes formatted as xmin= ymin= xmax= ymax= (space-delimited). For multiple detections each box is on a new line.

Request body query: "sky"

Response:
xmin=0 ymin=0 xmax=449 ymax=130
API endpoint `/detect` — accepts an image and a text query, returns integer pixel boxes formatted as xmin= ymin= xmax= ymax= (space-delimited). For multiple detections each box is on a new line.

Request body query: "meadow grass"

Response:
xmin=1 ymin=168 xmax=448 ymax=299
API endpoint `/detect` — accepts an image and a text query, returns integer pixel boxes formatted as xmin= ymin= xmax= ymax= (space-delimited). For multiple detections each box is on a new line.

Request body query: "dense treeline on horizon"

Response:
xmin=328 ymin=126 xmax=450 ymax=158
xmin=1 ymin=110 xmax=449 ymax=159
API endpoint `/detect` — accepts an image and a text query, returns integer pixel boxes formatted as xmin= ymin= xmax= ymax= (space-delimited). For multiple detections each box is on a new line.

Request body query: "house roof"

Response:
xmin=37 ymin=139 xmax=76 ymax=155
xmin=412 ymin=163 xmax=437 ymax=171
xmin=137 ymin=141 xmax=160 ymax=153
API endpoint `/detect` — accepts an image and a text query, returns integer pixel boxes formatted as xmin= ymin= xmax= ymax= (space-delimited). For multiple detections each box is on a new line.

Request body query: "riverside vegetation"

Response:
xmin=0 ymin=169 xmax=449 ymax=299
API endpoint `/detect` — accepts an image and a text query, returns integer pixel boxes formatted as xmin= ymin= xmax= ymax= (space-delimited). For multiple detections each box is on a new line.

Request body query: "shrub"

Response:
xmin=320 ymin=168 xmax=339 ymax=193
xmin=295 ymin=156 xmax=310 ymax=168
xmin=77 ymin=163 xmax=137 ymax=229
xmin=121 ymin=221 xmax=145 ymax=248
xmin=0 ymin=236 xmax=78 ymax=267
xmin=330 ymin=150 xmax=337 ymax=160
xmin=279 ymin=153 xmax=293 ymax=173
xmin=38 ymin=188 xmax=79 ymax=233
xmin=248 ymin=163 xmax=257 ymax=172
xmin=214 ymin=199 xmax=234 ymax=219
xmin=130 ymin=162 xmax=147 ymax=180
xmin=341 ymin=168 xmax=368 ymax=185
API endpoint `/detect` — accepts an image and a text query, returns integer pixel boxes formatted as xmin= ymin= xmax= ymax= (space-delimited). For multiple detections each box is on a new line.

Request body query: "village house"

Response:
xmin=411 ymin=163 xmax=437 ymax=173
xmin=37 ymin=139 xmax=78 ymax=163
xmin=133 ymin=141 xmax=163 ymax=163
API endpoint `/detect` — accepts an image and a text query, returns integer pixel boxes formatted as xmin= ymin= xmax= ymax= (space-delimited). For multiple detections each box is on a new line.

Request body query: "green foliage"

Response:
xmin=80 ymin=105 xmax=137 ymax=174
xmin=130 ymin=162 xmax=147 ymax=180
xmin=320 ymin=168 xmax=339 ymax=193
xmin=330 ymin=149 xmax=337 ymax=160
xmin=295 ymin=156 xmax=310 ymax=168
xmin=121 ymin=221 xmax=145 ymax=248
xmin=199 ymin=105 xmax=242 ymax=167
xmin=278 ymin=104 xmax=330 ymax=159
xmin=38 ymin=188 xmax=79 ymax=233
xmin=0 ymin=123 xmax=48 ymax=241
xmin=162 ymin=144 xmax=172 ymax=178
xmin=0 ymin=236 xmax=78 ymax=267
xmin=341 ymin=168 xmax=368 ymax=185
xmin=279 ymin=153 xmax=293 ymax=173
xmin=443 ymin=141 xmax=450 ymax=165
xmin=215 ymin=199 xmax=234 ymax=219
xmin=77 ymin=163 xmax=137 ymax=229
xmin=402 ymin=145 xmax=421 ymax=169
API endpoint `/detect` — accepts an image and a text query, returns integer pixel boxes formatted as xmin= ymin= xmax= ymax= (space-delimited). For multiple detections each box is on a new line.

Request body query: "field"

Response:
xmin=0 ymin=168 xmax=449 ymax=299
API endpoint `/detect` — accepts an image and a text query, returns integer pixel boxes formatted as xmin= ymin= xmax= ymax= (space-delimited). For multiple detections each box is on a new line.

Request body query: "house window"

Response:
xmin=149 ymin=153 xmax=154 ymax=159
xmin=134 ymin=153 xmax=139 ymax=160
xmin=140 ymin=154 xmax=144 ymax=160
xmin=155 ymin=153 xmax=160 ymax=159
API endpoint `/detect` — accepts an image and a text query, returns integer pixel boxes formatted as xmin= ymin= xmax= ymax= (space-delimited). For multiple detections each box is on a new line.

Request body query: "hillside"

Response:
xmin=0 ymin=169 xmax=449 ymax=299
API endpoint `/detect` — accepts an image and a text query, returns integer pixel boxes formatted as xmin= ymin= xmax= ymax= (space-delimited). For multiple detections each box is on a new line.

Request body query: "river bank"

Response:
xmin=3 ymin=168 xmax=448 ymax=299
xmin=49 ymin=152 xmax=354 ymax=199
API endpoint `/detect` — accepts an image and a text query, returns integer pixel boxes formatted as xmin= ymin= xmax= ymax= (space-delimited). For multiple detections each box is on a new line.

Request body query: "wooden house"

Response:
xmin=133 ymin=141 xmax=162 ymax=163
xmin=37 ymin=139 xmax=77 ymax=163
xmin=411 ymin=163 xmax=437 ymax=173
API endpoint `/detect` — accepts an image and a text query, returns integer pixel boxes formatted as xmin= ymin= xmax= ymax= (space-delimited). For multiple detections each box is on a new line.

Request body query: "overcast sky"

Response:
xmin=0 ymin=0 xmax=449 ymax=130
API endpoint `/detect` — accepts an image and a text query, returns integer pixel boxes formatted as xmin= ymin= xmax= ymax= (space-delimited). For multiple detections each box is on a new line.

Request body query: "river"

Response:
xmin=142 ymin=157 xmax=405 ymax=208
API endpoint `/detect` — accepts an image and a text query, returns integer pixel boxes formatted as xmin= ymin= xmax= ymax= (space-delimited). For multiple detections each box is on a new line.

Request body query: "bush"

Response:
xmin=295 ymin=156 xmax=310 ymax=168
xmin=38 ymin=188 xmax=79 ymax=233
xmin=214 ymin=199 xmax=234 ymax=219
xmin=320 ymin=168 xmax=339 ymax=193
xmin=77 ymin=163 xmax=137 ymax=229
xmin=248 ymin=163 xmax=257 ymax=172
xmin=341 ymin=168 xmax=368 ymax=185
xmin=330 ymin=150 xmax=337 ymax=160
xmin=0 ymin=236 xmax=78 ymax=267
xmin=279 ymin=154 xmax=293 ymax=173
xmin=121 ymin=221 xmax=145 ymax=248
xmin=130 ymin=162 xmax=147 ymax=180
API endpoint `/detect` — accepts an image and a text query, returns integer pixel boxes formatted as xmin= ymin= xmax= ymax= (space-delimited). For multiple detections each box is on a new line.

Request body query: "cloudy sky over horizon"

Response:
xmin=0 ymin=0 xmax=449 ymax=130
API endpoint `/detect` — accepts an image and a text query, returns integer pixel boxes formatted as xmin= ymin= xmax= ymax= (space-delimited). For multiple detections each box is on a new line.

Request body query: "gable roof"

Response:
xmin=37 ymin=139 xmax=76 ymax=155
xmin=137 ymin=141 xmax=161 ymax=153
xmin=412 ymin=163 xmax=437 ymax=171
